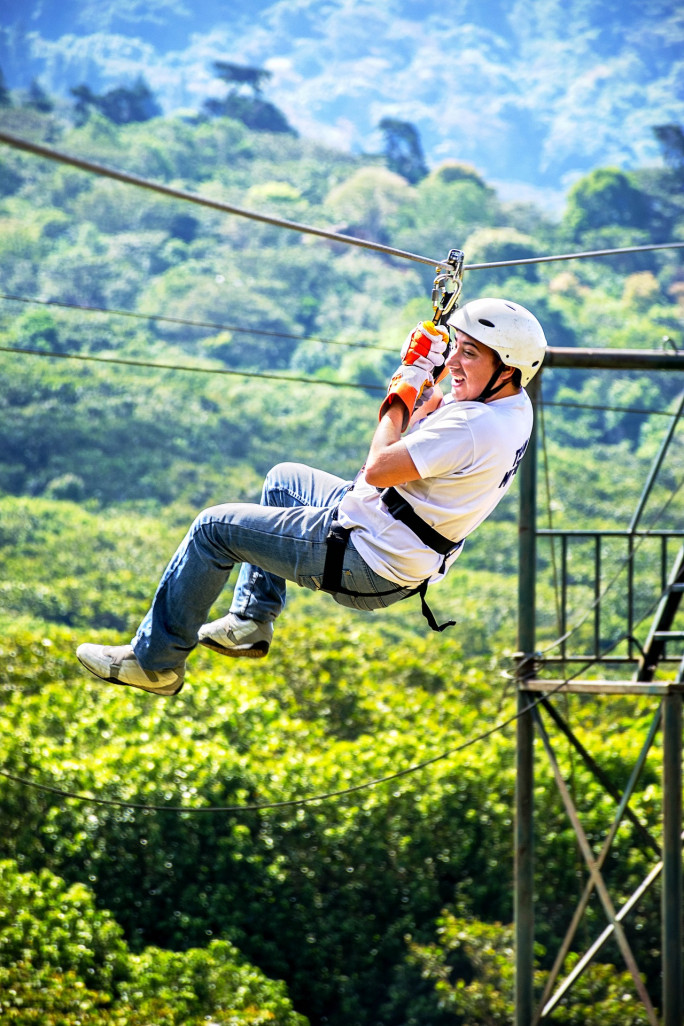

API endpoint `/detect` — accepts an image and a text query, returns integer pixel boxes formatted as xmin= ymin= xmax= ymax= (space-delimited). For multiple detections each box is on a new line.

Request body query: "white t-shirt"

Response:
xmin=337 ymin=390 xmax=533 ymax=587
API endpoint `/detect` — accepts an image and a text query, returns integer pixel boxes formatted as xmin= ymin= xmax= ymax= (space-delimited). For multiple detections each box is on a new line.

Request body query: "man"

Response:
xmin=77 ymin=297 xmax=546 ymax=696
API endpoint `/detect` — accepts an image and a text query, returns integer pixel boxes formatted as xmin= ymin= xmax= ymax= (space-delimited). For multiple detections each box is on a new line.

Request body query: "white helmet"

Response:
xmin=447 ymin=298 xmax=547 ymax=386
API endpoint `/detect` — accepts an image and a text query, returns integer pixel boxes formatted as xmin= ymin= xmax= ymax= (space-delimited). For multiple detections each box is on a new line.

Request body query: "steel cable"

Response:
xmin=1 ymin=129 xmax=682 ymax=270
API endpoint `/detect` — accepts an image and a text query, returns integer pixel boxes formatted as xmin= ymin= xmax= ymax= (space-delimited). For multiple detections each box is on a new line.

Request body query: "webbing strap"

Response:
xmin=320 ymin=512 xmax=456 ymax=632
xmin=379 ymin=487 xmax=461 ymax=556
xmin=321 ymin=520 xmax=351 ymax=592
xmin=321 ymin=518 xmax=401 ymax=598
xmin=417 ymin=580 xmax=457 ymax=632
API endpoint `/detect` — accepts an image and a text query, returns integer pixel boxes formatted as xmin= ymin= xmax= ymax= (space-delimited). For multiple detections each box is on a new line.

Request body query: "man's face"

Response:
xmin=445 ymin=330 xmax=503 ymax=402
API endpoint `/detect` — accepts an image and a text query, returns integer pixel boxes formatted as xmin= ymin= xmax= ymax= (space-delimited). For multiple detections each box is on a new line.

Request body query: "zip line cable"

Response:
xmin=0 ymin=129 xmax=446 ymax=270
xmin=0 ymin=291 xmax=396 ymax=354
xmin=0 ymin=343 xmax=387 ymax=393
xmin=465 ymin=242 xmax=684 ymax=270
xmin=1 ymin=129 xmax=683 ymax=270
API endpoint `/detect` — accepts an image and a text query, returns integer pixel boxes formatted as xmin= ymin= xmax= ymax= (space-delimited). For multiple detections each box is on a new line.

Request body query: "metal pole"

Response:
xmin=515 ymin=374 xmax=539 ymax=1026
xmin=662 ymin=691 xmax=682 ymax=1026
xmin=544 ymin=348 xmax=684 ymax=371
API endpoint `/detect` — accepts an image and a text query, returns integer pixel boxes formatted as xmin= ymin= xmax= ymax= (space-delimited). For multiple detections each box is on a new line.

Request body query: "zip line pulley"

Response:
xmin=431 ymin=248 xmax=465 ymax=326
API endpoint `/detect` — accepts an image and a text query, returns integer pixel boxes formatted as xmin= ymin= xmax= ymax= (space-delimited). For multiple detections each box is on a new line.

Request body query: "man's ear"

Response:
xmin=499 ymin=364 xmax=516 ymax=384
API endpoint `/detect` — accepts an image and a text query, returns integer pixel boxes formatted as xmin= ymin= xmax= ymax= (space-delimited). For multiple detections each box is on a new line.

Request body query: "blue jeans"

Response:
xmin=132 ymin=462 xmax=413 ymax=669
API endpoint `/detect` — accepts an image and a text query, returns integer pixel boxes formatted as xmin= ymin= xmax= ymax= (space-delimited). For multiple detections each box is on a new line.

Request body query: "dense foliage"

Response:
xmin=0 ymin=85 xmax=682 ymax=1024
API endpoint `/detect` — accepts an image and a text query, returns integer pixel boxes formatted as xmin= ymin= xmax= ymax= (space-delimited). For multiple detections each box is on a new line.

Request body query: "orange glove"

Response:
xmin=400 ymin=320 xmax=449 ymax=372
xmin=378 ymin=364 xmax=433 ymax=431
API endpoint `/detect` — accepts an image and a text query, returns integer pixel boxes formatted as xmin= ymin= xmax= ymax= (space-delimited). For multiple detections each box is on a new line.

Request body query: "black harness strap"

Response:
xmin=321 ymin=515 xmax=404 ymax=598
xmin=321 ymin=519 xmax=352 ymax=593
xmin=416 ymin=580 xmax=456 ymax=632
xmin=321 ymin=505 xmax=458 ymax=632
xmin=378 ymin=487 xmax=460 ymax=557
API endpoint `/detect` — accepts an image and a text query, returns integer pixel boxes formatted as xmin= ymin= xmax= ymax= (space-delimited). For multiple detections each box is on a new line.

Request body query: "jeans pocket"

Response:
xmin=297 ymin=574 xmax=324 ymax=591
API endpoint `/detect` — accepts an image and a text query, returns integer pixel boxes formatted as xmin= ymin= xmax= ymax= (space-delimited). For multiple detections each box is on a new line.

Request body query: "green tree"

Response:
xmin=0 ymin=860 xmax=307 ymax=1025
xmin=213 ymin=61 xmax=273 ymax=95
xmin=207 ymin=94 xmax=295 ymax=134
xmin=0 ymin=66 xmax=11 ymax=106
xmin=652 ymin=123 xmax=684 ymax=173
xmin=409 ymin=913 xmax=653 ymax=1026
xmin=389 ymin=161 xmax=500 ymax=262
xmin=97 ymin=76 xmax=162 ymax=124
xmin=25 ymin=78 xmax=53 ymax=113
xmin=325 ymin=165 xmax=411 ymax=243
xmin=463 ymin=226 xmax=540 ymax=283
xmin=378 ymin=117 xmax=428 ymax=185
xmin=70 ymin=77 xmax=161 ymax=126
xmin=204 ymin=61 xmax=295 ymax=134
xmin=562 ymin=167 xmax=653 ymax=238
xmin=70 ymin=83 xmax=98 ymax=126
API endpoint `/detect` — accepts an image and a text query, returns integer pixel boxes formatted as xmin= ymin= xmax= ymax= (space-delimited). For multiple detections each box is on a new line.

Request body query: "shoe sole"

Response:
xmin=76 ymin=654 xmax=183 ymax=696
xmin=198 ymin=637 xmax=269 ymax=658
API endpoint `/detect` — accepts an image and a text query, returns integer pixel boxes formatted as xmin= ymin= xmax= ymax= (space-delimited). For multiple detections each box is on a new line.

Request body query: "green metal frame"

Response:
xmin=515 ymin=347 xmax=684 ymax=1026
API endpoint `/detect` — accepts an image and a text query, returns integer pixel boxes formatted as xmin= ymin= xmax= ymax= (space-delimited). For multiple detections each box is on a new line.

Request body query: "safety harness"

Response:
xmin=321 ymin=488 xmax=461 ymax=632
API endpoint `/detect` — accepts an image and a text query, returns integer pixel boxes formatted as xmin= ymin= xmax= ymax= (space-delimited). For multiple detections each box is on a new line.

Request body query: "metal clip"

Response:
xmin=431 ymin=248 xmax=464 ymax=326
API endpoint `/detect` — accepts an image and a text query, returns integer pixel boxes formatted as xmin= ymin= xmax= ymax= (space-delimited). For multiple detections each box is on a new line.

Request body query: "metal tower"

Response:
xmin=515 ymin=347 xmax=684 ymax=1026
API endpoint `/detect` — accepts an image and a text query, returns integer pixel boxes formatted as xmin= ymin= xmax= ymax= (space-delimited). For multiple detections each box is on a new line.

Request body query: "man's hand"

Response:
xmin=378 ymin=321 xmax=448 ymax=431
xmin=378 ymin=364 xmax=433 ymax=431
xmin=401 ymin=321 xmax=449 ymax=374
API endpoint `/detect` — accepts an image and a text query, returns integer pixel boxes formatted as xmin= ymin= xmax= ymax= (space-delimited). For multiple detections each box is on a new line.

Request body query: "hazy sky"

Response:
xmin=3 ymin=0 xmax=683 ymax=209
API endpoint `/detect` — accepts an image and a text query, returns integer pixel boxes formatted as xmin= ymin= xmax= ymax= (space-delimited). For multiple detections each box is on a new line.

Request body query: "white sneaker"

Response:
xmin=198 ymin=613 xmax=273 ymax=658
xmin=76 ymin=643 xmax=184 ymax=696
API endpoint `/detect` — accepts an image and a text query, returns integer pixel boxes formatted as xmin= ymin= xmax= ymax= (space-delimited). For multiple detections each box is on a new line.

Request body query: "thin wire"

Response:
xmin=541 ymin=398 xmax=679 ymax=419
xmin=465 ymin=241 xmax=684 ymax=270
xmin=0 ymin=344 xmax=387 ymax=394
xmin=0 ymin=678 xmax=569 ymax=814
xmin=1 ymin=129 xmax=682 ymax=271
xmin=0 ymin=292 xmax=396 ymax=354
xmin=1 ymin=342 xmax=681 ymax=419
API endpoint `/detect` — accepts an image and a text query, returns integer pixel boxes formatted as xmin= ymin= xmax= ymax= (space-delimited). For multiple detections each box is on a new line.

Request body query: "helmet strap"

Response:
xmin=476 ymin=360 xmax=508 ymax=403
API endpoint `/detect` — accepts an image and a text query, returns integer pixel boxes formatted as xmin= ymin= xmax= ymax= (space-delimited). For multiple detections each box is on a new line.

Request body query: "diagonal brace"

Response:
xmin=535 ymin=702 xmax=662 ymax=1021
xmin=533 ymin=709 xmax=659 ymax=1025
xmin=540 ymin=697 xmax=660 ymax=856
